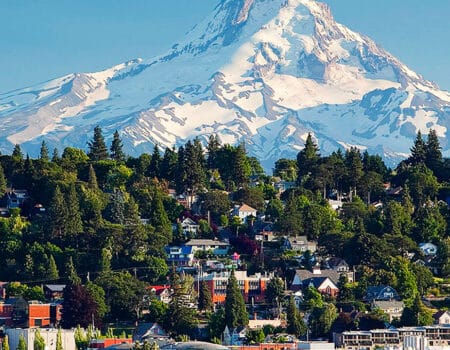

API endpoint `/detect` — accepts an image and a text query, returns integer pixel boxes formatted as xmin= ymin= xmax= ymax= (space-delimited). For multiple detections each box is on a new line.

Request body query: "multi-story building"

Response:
xmin=196 ymin=270 xmax=273 ymax=304
xmin=335 ymin=325 xmax=450 ymax=349
xmin=0 ymin=298 xmax=62 ymax=328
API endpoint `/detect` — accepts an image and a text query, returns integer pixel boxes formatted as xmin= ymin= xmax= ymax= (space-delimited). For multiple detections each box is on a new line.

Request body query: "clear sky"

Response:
xmin=0 ymin=0 xmax=449 ymax=93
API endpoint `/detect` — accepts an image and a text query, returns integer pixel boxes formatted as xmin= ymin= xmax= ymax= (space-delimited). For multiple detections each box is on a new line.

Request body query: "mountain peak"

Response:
xmin=0 ymin=0 xmax=449 ymax=169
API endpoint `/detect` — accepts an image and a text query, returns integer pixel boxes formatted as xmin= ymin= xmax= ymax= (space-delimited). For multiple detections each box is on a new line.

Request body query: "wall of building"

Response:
xmin=6 ymin=328 xmax=76 ymax=350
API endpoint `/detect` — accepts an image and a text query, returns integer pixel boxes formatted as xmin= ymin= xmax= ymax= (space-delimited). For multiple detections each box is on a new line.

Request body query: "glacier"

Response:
xmin=0 ymin=0 xmax=449 ymax=169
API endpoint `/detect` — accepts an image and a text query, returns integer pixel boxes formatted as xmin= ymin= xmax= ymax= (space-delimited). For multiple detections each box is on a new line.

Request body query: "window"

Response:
xmin=35 ymin=319 xmax=42 ymax=327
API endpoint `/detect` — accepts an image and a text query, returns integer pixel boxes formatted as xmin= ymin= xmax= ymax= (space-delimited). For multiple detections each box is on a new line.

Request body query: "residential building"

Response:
xmin=302 ymin=277 xmax=339 ymax=297
xmin=133 ymin=322 xmax=169 ymax=342
xmin=231 ymin=204 xmax=257 ymax=223
xmin=180 ymin=218 xmax=200 ymax=237
xmin=5 ymin=189 xmax=30 ymax=209
xmin=282 ymin=236 xmax=317 ymax=253
xmin=291 ymin=267 xmax=340 ymax=291
xmin=0 ymin=298 xmax=62 ymax=328
xmin=165 ymin=246 xmax=195 ymax=266
xmin=372 ymin=300 xmax=405 ymax=322
xmin=433 ymin=310 xmax=450 ymax=325
xmin=43 ymin=285 xmax=65 ymax=301
xmin=365 ymin=285 xmax=400 ymax=301
xmin=185 ymin=239 xmax=230 ymax=256
xmin=197 ymin=270 xmax=273 ymax=304
xmin=325 ymin=257 xmax=350 ymax=272
xmin=148 ymin=285 xmax=172 ymax=304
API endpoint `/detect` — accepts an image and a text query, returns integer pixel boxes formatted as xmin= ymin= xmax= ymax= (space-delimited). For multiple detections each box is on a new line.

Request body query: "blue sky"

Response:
xmin=0 ymin=0 xmax=449 ymax=93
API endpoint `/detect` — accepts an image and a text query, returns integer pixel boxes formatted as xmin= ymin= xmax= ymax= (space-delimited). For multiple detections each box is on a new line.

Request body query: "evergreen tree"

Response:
xmin=0 ymin=163 xmax=7 ymax=194
xmin=48 ymin=185 xmax=68 ymax=241
xmin=198 ymin=280 xmax=214 ymax=312
xmin=12 ymin=144 xmax=24 ymax=163
xmin=160 ymin=147 xmax=178 ymax=183
xmin=233 ymin=143 xmax=251 ymax=189
xmin=48 ymin=255 xmax=59 ymax=280
xmin=224 ymin=270 xmax=248 ymax=329
xmin=110 ymin=130 xmax=126 ymax=162
xmin=344 ymin=147 xmax=363 ymax=198
xmin=297 ymin=133 xmax=320 ymax=184
xmin=265 ymin=277 xmax=284 ymax=306
xmin=34 ymin=329 xmax=45 ymax=350
xmin=52 ymin=148 xmax=60 ymax=163
xmin=147 ymin=145 xmax=162 ymax=179
xmin=105 ymin=190 xmax=125 ymax=225
xmin=400 ymin=294 xmax=433 ymax=326
xmin=175 ymin=145 xmax=186 ymax=194
xmin=183 ymin=139 xmax=207 ymax=195
xmin=123 ymin=197 xmax=148 ymax=262
xmin=16 ymin=334 xmax=26 ymax=350
xmin=66 ymin=183 xmax=83 ymax=240
xmin=88 ymin=126 xmax=108 ymax=161
xmin=148 ymin=183 xmax=172 ymax=243
xmin=3 ymin=335 xmax=10 ymax=350
xmin=286 ymin=296 xmax=306 ymax=338
xmin=40 ymin=141 xmax=50 ymax=162
xmin=165 ymin=271 xmax=197 ymax=335
xmin=425 ymin=129 xmax=442 ymax=172
xmin=409 ymin=130 xmax=426 ymax=165
xmin=88 ymin=164 xmax=99 ymax=190
xmin=65 ymin=256 xmax=81 ymax=285
xmin=206 ymin=134 xmax=221 ymax=169
xmin=56 ymin=329 xmax=63 ymax=350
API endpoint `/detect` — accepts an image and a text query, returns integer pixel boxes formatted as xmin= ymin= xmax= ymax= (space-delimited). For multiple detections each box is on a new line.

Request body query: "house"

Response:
xmin=302 ymin=277 xmax=339 ymax=297
xmin=291 ymin=267 xmax=340 ymax=292
xmin=325 ymin=257 xmax=350 ymax=272
xmin=433 ymin=310 xmax=450 ymax=325
xmin=282 ymin=236 xmax=317 ymax=253
xmin=180 ymin=218 xmax=200 ymax=238
xmin=365 ymin=285 xmax=400 ymax=301
xmin=165 ymin=246 xmax=195 ymax=266
xmin=185 ymin=239 xmax=230 ymax=256
xmin=6 ymin=189 xmax=30 ymax=209
xmin=223 ymin=326 xmax=247 ymax=346
xmin=231 ymin=203 xmax=257 ymax=223
xmin=148 ymin=285 xmax=172 ymax=304
xmin=133 ymin=322 xmax=169 ymax=342
xmin=44 ymin=284 xmax=65 ymax=301
xmin=419 ymin=242 xmax=438 ymax=256
xmin=372 ymin=300 xmax=405 ymax=322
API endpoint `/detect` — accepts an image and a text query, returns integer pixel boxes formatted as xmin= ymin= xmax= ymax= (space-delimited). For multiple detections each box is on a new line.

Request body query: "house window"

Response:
xmin=35 ymin=319 xmax=42 ymax=327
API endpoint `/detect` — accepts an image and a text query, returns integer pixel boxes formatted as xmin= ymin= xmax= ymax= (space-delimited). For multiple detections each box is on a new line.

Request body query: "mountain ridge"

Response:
xmin=0 ymin=0 xmax=449 ymax=169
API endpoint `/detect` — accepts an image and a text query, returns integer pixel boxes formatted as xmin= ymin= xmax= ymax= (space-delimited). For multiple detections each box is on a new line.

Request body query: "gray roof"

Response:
xmin=294 ymin=269 xmax=340 ymax=284
xmin=373 ymin=300 xmax=405 ymax=309
xmin=185 ymin=239 xmax=229 ymax=247
xmin=44 ymin=284 xmax=66 ymax=292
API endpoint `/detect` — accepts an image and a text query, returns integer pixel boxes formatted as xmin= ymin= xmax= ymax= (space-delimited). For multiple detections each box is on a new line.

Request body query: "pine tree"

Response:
xmin=198 ymin=281 xmax=213 ymax=312
xmin=66 ymin=183 xmax=83 ymax=239
xmin=0 ymin=163 xmax=7 ymax=194
xmin=52 ymin=148 xmax=60 ymax=163
xmin=88 ymin=164 xmax=99 ymax=190
xmin=3 ymin=335 xmax=10 ymax=350
xmin=175 ymin=145 xmax=186 ymax=194
xmin=105 ymin=190 xmax=125 ymax=224
xmin=48 ymin=255 xmax=59 ymax=280
xmin=34 ymin=329 xmax=45 ymax=350
xmin=12 ymin=144 xmax=24 ymax=163
xmin=160 ymin=147 xmax=178 ymax=183
xmin=40 ymin=140 xmax=50 ymax=162
xmin=286 ymin=296 xmax=306 ymax=337
xmin=425 ymin=129 xmax=442 ymax=172
xmin=409 ymin=130 xmax=426 ymax=165
xmin=233 ymin=143 xmax=251 ymax=189
xmin=65 ymin=256 xmax=81 ymax=285
xmin=207 ymin=134 xmax=221 ymax=169
xmin=16 ymin=334 xmax=26 ymax=350
xmin=110 ymin=130 xmax=126 ymax=162
xmin=224 ymin=270 xmax=248 ymax=329
xmin=297 ymin=133 xmax=320 ymax=184
xmin=147 ymin=145 xmax=162 ymax=179
xmin=344 ymin=147 xmax=363 ymax=198
xmin=48 ymin=185 xmax=68 ymax=241
xmin=88 ymin=125 xmax=108 ymax=161
xmin=148 ymin=183 xmax=172 ymax=243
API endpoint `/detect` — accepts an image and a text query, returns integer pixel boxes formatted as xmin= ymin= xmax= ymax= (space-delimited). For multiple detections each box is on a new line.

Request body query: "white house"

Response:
xmin=419 ymin=242 xmax=438 ymax=256
xmin=181 ymin=217 xmax=200 ymax=237
xmin=231 ymin=203 xmax=257 ymax=223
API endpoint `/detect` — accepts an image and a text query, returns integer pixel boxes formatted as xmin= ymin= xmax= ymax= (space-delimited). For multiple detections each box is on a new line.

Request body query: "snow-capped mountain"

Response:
xmin=1 ymin=0 xmax=449 ymax=169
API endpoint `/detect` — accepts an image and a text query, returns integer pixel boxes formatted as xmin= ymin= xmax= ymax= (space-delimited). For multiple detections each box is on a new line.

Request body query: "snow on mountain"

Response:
xmin=0 ymin=0 xmax=449 ymax=169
